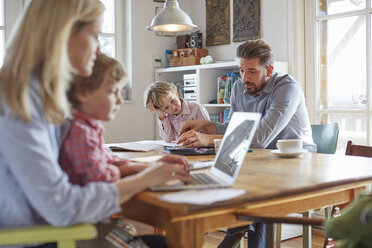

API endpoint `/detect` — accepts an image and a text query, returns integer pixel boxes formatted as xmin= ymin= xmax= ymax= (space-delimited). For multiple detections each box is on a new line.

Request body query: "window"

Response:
xmin=305 ymin=0 xmax=372 ymax=151
xmin=0 ymin=0 xmax=5 ymax=67
xmin=99 ymin=0 xmax=129 ymax=100
xmin=99 ymin=0 xmax=115 ymax=58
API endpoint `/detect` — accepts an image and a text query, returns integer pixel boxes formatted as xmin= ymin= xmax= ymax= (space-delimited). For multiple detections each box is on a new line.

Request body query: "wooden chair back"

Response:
xmin=345 ymin=140 xmax=372 ymax=157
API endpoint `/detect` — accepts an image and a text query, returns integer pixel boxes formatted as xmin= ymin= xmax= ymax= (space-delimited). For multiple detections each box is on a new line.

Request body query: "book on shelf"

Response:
xmin=217 ymin=72 xmax=240 ymax=105
xmin=223 ymin=108 xmax=231 ymax=123
xmin=223 ymin=73 xmax=239 ymax=104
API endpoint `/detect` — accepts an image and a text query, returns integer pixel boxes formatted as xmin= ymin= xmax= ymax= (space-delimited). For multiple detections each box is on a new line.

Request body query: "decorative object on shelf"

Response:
xmin=190 ymin=31 xmax=203 ymax=48
xmin=200 ymin=55 xmax=213 ymax=65
xmin=169 ymin=48 xmax=208 ymax=67
xmin=176 ymin=34 xmax=191 ymax=49
xmin=147 ymin=0 xmax=197 ymax=33
xmin=206 ymin=0 xmax=230 ymax=46
xmin=233 ymin=0 xmax=260 ymax=42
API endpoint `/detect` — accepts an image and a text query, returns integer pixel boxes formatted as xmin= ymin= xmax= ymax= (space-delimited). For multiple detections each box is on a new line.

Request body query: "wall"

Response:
xmin=103 ymin=0 xmax=289 ymax=143
xmin=188 ymin=0 xmax=288 ymax=62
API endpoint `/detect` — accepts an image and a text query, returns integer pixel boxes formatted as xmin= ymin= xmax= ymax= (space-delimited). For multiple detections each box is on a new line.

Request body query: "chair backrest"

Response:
xmin=345 ymin=140 xmax=372 ymax=157
xmin=311 ymin=123 xmax=339 ymax=154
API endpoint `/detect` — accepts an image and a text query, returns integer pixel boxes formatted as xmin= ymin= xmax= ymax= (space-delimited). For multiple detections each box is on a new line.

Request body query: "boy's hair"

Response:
xmin=143 ymin=81 xmax=177 ymax=109
xmin=0 ymin=0 xmax=105 ymax=124
xmin=68 ymin=53 xmax=126 ymax=108
xmin=236 ymin=39 xmax=275 ymax=67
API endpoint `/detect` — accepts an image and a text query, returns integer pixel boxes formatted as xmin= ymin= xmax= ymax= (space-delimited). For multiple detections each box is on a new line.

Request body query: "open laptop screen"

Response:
xmin=214 ymin=119 xmax=256 ymax=176
xmin=210 ymin=112 xmax=261 ymax=184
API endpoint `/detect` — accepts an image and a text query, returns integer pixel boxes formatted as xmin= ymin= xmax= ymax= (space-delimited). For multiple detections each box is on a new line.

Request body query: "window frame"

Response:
xmin=304 ymin=0 xmax=372 ymax=147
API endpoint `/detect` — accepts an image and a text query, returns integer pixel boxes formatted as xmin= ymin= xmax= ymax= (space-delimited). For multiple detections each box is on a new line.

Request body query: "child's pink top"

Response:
xmin=158 ymin=98 xmax=210 ymax=142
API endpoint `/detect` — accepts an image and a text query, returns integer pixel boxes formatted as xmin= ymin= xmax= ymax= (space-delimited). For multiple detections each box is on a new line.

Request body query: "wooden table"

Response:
xmin=118 ymin=149 xmax=372 ymax=248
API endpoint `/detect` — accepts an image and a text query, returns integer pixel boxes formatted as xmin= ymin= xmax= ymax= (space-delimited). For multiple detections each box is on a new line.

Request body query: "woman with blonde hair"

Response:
xmin=0 ymin=1 xmax=189 ymax=247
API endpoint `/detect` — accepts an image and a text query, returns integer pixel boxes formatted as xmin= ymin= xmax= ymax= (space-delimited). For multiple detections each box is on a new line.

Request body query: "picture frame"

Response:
xmin=206 ymin=0 xmax=230 ymax=46
xmin=233 ymin=0 xmax=260 ymax=42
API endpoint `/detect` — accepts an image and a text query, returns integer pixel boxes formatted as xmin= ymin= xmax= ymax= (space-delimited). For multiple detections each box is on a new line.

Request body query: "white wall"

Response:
xmin=188 ymin=0 xmax=288 ymax=62
xmin=103 ymin=0 xmax=289 ymax=143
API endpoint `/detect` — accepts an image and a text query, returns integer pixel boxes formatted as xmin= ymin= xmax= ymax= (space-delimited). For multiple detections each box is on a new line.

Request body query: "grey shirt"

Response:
xmin=216 ymin=72 xmax=316 ymax=152
xmin=0 ymin=76 xmax=121 ymax=235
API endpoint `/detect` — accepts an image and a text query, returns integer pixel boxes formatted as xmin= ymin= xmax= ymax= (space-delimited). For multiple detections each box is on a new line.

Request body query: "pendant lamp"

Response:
xmin=147 ymin=0 xmax=197 ymax=32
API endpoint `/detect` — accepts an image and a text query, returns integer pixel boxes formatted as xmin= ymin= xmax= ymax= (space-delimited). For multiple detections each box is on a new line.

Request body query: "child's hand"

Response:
xmin=146 ymin=99 xmax=165 ymax=120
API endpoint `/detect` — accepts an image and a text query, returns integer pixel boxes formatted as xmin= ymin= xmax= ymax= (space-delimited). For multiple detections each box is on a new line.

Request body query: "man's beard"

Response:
xmin=244 ymin=77 xmax=268 ymax=95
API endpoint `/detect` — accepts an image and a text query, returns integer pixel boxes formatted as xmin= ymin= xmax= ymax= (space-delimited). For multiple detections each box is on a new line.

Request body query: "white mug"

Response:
xmin=276 ymin=139 xmax=303 ymax=153
xmin=214 ymin=139 xmax=223 ymax=153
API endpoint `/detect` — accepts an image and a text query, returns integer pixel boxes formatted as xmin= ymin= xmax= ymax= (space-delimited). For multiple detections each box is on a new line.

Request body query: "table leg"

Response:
xmin=266 ymin=223 xmax=274 ymax=248
xmin=302 ymin=212 xmax=311 ymax=248
xmin=165 ymin=219 xmax=205 ymax=248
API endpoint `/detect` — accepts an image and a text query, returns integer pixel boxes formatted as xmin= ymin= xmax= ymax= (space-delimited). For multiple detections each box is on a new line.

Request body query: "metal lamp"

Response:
xmin=147 ymin=0 xmax=197 ymax=32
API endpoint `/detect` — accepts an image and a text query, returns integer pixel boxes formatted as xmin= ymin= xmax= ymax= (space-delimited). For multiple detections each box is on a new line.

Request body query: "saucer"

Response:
xmin=271 ymin=149 xmax=308 ymax=158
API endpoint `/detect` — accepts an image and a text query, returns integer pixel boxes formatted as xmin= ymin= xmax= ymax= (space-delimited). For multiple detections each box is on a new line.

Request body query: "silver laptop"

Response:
xmin=150 ymin=112 xmax=261 ymax=191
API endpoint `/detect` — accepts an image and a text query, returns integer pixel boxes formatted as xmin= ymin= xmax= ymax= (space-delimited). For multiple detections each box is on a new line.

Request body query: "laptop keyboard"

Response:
xmin=189 ymin=172 xmax=220 ymax=185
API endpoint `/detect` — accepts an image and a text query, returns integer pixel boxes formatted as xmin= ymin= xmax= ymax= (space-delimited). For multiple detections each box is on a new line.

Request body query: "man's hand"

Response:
xmin=179 ymin=120 xmax=217 ymax=136
xmin=146 ymin=99 xmax=165 ymax=120
xmin=177 ymin=130 xmax=214 ymax=147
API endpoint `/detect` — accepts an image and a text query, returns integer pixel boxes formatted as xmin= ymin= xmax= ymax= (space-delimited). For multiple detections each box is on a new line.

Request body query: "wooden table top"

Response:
xmin=119 ymin=149 xmax=372 ymax=214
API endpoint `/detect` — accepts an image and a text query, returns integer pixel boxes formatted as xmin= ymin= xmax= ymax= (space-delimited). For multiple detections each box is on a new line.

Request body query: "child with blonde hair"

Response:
xmin=144 ymin=81 xmax=210 ymax=142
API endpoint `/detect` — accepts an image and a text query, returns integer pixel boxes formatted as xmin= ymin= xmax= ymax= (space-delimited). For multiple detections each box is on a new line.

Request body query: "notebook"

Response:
xmin=163 ymin=146 xmax=215 ymax=155
xmin=149 ymin=112 xmax=261 ymax=191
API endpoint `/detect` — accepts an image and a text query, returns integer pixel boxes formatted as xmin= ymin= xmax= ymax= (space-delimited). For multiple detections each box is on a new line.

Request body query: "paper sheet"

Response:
xmin=128 ymin=155 xmax=163 ymax=162
xmin=106 ymin=140 xmax=180 ymax=152
xmin=159 ymin=189 xmax=246 ymax=205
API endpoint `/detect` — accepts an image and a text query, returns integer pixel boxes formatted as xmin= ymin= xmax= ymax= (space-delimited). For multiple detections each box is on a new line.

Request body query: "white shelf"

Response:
xmin=203 ymin=104 xmax=231 ymax=108
xmin=155 ymin=61 xmax=238 ymax=73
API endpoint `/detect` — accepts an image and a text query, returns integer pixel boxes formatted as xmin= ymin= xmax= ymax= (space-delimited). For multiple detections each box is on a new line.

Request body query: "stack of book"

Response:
xmin=217 ymin=72 xmax=240 ymax=104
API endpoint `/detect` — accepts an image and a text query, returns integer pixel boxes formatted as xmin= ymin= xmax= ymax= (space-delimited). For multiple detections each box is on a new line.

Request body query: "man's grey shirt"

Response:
xmin=216 ymin=72 xmax=316 ymax=152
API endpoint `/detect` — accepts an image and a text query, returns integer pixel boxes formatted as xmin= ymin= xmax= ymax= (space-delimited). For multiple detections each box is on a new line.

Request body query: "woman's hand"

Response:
xmin=177 ymin=130 xmax=214 ymax=147
xmin=146 ymin=99 xmax=165 ymax=120
xmin=115 ymin=155 xmax=190 ymax=204
xmin=141 ymin=155 xmax=191 ymax=187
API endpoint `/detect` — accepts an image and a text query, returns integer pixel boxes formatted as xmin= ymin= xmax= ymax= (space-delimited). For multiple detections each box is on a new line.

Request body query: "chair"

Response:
xmin=345 ymin=140 xmax=372 ymax=157
xmin=311 ymin=123 xmax=339 ymax=154
xmin=275 ymin=123 xmax=339 ymax=248
xmin=0 ymin=223 xmax=97 ymax=248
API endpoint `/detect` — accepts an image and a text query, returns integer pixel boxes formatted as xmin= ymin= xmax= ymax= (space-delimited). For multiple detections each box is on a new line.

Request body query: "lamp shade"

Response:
xmin=147 ymin=0 xmax=197 ymax=32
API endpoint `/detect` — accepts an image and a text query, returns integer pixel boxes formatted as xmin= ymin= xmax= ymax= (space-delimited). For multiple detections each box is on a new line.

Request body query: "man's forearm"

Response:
xmin=204 ymin=121 xmax=217 ymax=134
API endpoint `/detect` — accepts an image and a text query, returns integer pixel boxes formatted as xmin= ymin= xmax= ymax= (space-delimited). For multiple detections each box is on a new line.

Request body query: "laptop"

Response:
xmin=149 ymin=112 xmax=261 ymax=191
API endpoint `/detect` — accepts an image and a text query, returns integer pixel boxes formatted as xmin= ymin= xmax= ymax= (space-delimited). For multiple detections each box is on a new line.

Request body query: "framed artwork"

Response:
xmin=154 ymin=6 xmax=176 ymax=37
xmin=206 ymin=0 xmax=230 ymax=46
xmin=233 ymin=0 xmax=260 ymax=42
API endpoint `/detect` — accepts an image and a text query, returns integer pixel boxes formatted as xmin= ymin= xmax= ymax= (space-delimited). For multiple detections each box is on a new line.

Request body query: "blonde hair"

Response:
xmin=0 ymin=0 xmax=105 ymax=123
xmin=143 ymin=81 xmax=178 ymax=109
xmin=68 ymin=53 xmax=126 ymax=108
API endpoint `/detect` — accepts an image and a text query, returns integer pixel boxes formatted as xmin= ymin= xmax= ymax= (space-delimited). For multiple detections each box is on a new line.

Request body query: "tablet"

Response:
xmin=163 ymin=146 xmax=215 ymax=155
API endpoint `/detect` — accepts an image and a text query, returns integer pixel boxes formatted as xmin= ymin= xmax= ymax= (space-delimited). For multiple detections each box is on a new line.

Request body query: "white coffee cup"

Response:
xmin=214 ymin=139 xmax=223 ymax=153
xmin=276 ymin=139 xmax=303 ymax=153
